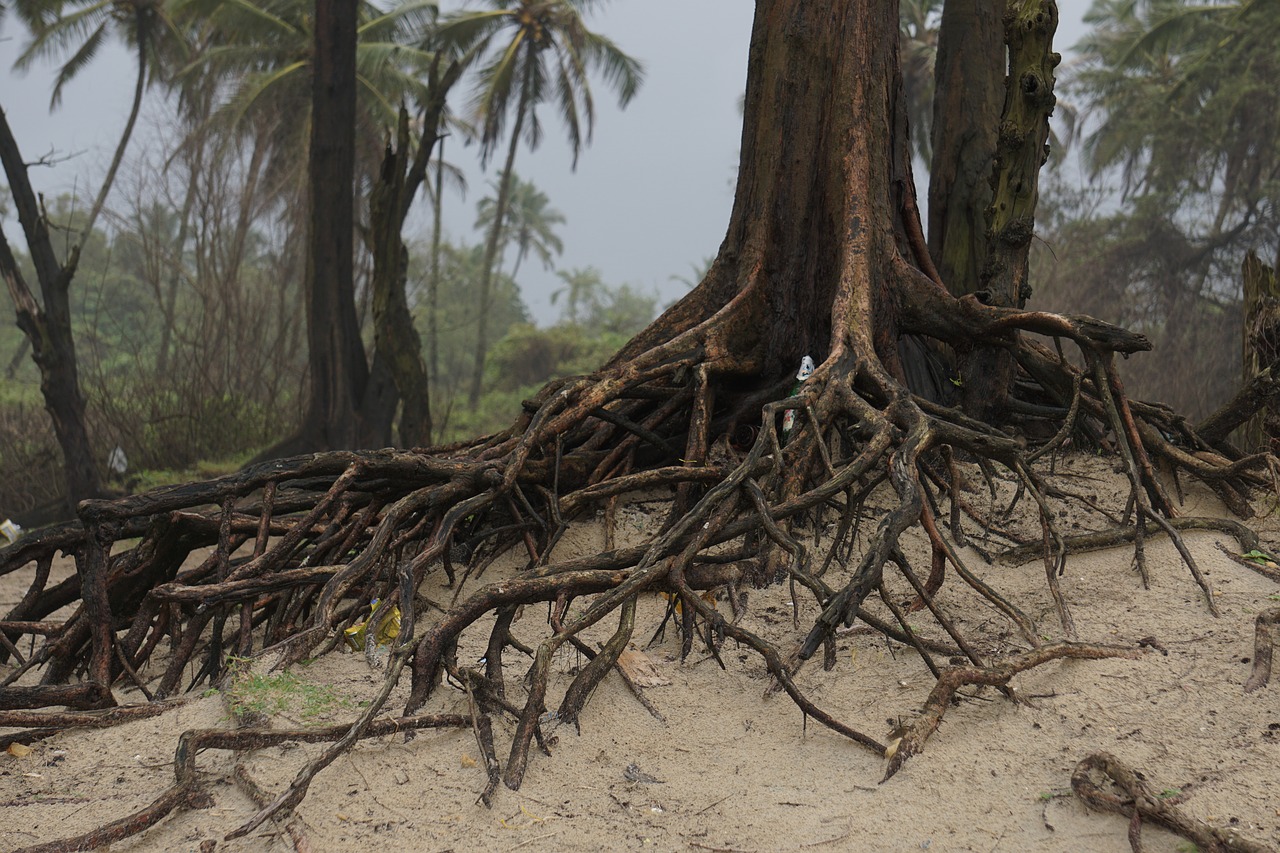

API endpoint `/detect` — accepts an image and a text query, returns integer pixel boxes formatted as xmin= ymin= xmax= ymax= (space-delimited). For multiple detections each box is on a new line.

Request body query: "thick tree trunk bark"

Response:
xmin=928 ymin=0 xmax=1003 ymax=299
xmin=369 ymin=111 xmax=433 ymax=448
xmin=365 ymin=61 xmax=460 ymax=448
xmin=614 ymin=0 xmax=914 ymax=385
xmin=957 ymin=0 xmax=1059 ymax=422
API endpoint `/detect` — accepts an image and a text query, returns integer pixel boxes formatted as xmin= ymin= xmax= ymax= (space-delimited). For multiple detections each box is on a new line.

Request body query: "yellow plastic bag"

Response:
xmin=343 ymin=600 xmax=401 ymax=651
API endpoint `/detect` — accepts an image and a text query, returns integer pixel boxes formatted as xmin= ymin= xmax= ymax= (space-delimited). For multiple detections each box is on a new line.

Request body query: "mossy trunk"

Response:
xmin=958 ymin=0 xmax=1060 ymax=422
xmin=369 ymin=110 xmax=432 ymax=448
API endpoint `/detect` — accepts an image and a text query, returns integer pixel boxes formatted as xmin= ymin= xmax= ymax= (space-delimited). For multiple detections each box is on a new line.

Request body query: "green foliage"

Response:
xmin=420 ymin=237 xmax=658 ymax=442
xmin=1072 ymin=0 xmax=1279 ymax=208
xmin=0 ymin=184 xmax=304 ymax=516
xmin=11 ymin=0 xmax=190 ymax=108
xmin=173 ymin=0 xmax=442 ymax=200
xmin=411 ymin=238 xmax=529 ymax=436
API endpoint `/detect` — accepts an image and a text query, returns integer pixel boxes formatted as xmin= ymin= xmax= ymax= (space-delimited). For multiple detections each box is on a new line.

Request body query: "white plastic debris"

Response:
xmin=0 ymin=518 xmax=21 ymax=544
xmin=108 ymin=445 xmax=128 ymax=475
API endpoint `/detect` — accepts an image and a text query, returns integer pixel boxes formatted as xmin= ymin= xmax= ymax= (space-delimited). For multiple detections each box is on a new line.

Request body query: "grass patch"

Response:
xmin=224 ymin=662 xmax=353 ymax=723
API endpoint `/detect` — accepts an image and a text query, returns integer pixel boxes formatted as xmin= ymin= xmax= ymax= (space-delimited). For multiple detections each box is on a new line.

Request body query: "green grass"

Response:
xmin=128 ymin=452 xmax=258 ymax=492
xmin=224 ymin=663 xmax=353 ymax=723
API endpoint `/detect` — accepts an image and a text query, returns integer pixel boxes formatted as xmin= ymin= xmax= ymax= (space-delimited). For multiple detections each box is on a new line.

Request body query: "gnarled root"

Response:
xmin=1 ymin=284 xmax=1271 ymax=845
xmin=1071 ymin=751 xmax=1273 ymax=853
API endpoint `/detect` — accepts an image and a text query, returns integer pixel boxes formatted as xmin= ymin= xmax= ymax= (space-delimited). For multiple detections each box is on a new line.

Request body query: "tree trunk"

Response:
xmin=15 ymin=2 xmax=1255 ymax=825
xmin=77 ymin=32 xmax=149 ymax=268
xmin=920 ymin=1 xmax=1059 ymax=422
xmin=429 ymin=137 xmax=445 ymax=394
xmin=928 ymin=0 xmax=1003 ymax=298
xmin=1242 ymin=252 xmax=1280 ymax=450
xmin=0 ymin=30 xmax=152 ymax=511
xmin=369 ymin=110 xmax=433 ymax=448
xmin=301 ymin=0 xmax=370 ymax=450
xmin=614 ymin=0 xmax=919 ymax=383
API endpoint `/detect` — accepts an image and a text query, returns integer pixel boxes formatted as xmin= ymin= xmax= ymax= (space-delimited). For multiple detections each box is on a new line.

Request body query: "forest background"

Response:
xmin=0 ymin=0 xmax=1274 ymax=526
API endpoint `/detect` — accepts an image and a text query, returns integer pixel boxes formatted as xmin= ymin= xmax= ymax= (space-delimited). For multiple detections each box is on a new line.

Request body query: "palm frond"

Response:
xmin=49 ymin=22 xmax=107 ymax=107
xmin=216 ymin=59 xmax=308 ymax=132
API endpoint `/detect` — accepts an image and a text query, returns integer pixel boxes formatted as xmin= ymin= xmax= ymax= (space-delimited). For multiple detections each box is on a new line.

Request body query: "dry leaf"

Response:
xmin=7 ymin=743 xmax=33 ymax=758
xmin=617 ymin=649 xmax=671 ymax=687
xmin=460 ymin=753 xmax=477 ymax=768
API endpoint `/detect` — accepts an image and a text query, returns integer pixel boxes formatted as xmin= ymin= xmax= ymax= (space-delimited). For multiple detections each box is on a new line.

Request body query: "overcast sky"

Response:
xmin=0 ymin=2 xmax=1091 ymax=324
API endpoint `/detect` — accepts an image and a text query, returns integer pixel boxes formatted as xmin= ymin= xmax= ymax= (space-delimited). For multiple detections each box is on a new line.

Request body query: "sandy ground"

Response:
xmin=2 ymin=457 xmax=1279 ymax=852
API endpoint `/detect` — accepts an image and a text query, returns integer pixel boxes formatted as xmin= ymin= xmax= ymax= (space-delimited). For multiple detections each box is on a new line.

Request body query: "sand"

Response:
xmin=2 ymin=458 xmax=1279 ymax=852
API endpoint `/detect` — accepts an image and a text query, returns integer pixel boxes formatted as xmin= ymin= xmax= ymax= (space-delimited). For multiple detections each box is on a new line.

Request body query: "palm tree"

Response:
xmin=1045 ymin=0 xmax=1278 ymax=417
xmin=12 ymin=0 xmax=188 ymax=245
xmin=1069 ymin=0 xmax=1272 ymax=201
xmin=173 ymin=0 xmax=440 ymax=200
xmin=428 ymin=132 xmax=470 ymax=390
xmin=474 ymin=173 xmax=565 ymax=280
xmin=439 ymin=0 xmax=644 ymax=407
xmin=172 ymin=0 xmax=462 ymax=453
xmin=550 ymin=265 xmax=604 ymax=326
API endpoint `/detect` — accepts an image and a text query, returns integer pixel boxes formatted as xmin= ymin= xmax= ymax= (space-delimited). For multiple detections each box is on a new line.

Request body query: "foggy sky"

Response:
xmin=0 ymin=2 xmax=1089 ymax=324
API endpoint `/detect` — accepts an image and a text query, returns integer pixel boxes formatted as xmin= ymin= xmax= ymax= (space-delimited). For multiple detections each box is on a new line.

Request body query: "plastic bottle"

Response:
xmin=781 ymin=355 xmax=815 ymax=442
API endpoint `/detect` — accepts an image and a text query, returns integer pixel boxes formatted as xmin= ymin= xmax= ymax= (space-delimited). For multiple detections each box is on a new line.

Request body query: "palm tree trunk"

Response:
xmin=304 ymin=0 xmax=369 ymax=449
xmin=78 ymin=33 xmax=148 ymax=257
xmin=157 ymin=129 xmax=205 ymax=376
xmin=468 ymin=75 xmax=530 ymax=409
xmin=429 ymin=137 xmax=444 ymax=391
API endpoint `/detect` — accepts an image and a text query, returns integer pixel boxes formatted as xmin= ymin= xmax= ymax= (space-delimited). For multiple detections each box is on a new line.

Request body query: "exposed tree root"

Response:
xmin=232 ymin=763 xmax=313 ymax=853
xmin=1071 ymin=751 xmax=1274 ymax=853
xmin=2 ymin=291 xmax=1273 ymax=845
xmin=0 ymin=698 xmax=192 ymax=749
xmin=3 ymin=10 xmax=1275 ymax=839
xmin=10 ymin=714 xmax=470 ymax=853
